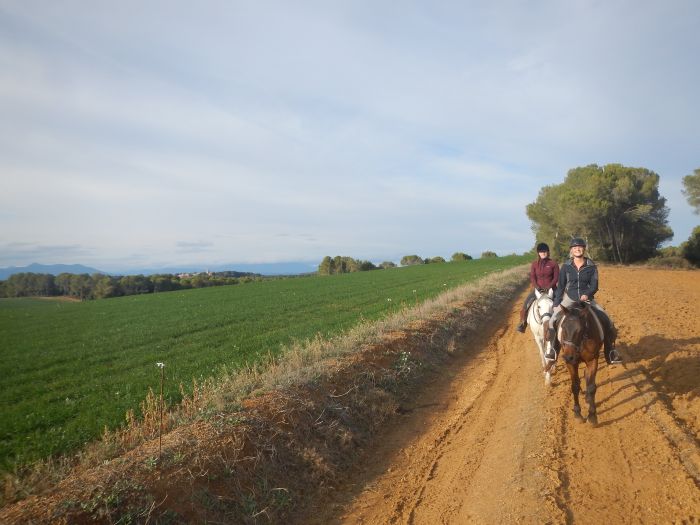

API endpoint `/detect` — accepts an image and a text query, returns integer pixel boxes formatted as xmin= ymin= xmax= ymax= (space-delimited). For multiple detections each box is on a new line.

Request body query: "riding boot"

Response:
xmin=596 ymin=309 xmax=622 ymax=364
xmin=604 ymin=334 xmax=622 ymax=364
xmin=516 ymin=306 xmax=527 ymax=333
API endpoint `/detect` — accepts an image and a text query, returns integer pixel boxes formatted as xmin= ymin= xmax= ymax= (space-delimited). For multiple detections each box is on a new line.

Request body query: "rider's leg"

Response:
xmin=517 ymin=306 xmax=527 ymax=332
xmin=517 ymin=291 xmax=535 ymax=332
xmin=591 ymin=302 xmax=621 ymax=364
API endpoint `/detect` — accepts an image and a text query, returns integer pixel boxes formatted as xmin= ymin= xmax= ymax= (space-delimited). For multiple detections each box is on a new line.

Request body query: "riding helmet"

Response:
xmin=536 ymin=242 xmax=549 ymax=252
xmin=569 ymin=237 xmax=587 ymax=248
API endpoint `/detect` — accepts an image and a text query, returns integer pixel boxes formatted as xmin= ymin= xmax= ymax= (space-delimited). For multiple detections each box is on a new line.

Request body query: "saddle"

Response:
xmin=550 ymin=305 xmax=616 ymax=353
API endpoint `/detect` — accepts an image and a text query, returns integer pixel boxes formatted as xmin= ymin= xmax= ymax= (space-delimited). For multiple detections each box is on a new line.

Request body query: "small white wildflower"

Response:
xmin=156 ymin=362 xmax=165 ymax=369
xmin=387 ymin=298 xmax=392 ymax=302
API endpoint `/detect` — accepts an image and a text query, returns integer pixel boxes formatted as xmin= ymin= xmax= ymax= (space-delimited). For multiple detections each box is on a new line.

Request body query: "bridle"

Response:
xmin=533 ymin=295 xmax=553 ymax=325
xmin=560 ymin=307 xmax=591 ymax=360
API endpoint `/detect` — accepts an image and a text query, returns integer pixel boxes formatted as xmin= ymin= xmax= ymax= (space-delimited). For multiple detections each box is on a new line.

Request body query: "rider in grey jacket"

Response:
xmin=553 ymin=257 xmax=598 ymax=307
xmin=545 ymin=238 xmax=622 ymax=364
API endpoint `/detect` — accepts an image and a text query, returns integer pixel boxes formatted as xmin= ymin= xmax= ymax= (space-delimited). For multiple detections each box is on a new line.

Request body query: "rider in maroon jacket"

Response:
xmin=516 ymin=242 xmax=559 ymax=333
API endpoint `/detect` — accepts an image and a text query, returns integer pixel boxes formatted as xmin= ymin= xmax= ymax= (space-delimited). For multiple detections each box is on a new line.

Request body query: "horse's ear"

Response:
xmin=535 ymin=289 xmax=541 ymax=299
xmin=547 ymin=288 xmax=554 ymax=299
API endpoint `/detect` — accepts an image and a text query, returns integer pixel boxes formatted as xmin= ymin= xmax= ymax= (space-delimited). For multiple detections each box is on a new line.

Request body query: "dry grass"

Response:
xmin=1 ymin=265 xmax=528 ymax=523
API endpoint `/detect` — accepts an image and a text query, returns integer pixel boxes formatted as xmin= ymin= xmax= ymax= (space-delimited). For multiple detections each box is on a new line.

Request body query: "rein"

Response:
xmin=560 ymin=331 xmax=583 ymax=363
xmin=560 ymin=315 xmax=581 ymax=352
xmin=560 ymin=307 xmax=599 ymax=360
xmin=533 ymin=295 xmax=553 ymax=325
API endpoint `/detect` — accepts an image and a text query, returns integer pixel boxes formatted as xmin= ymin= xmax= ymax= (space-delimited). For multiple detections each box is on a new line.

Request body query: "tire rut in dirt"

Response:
xmin=437 ymin=321 xmax=565 ymax=524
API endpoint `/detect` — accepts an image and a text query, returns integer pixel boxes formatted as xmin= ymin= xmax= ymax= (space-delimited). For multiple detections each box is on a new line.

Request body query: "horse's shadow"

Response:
xmin=620 ymin=335 xmax=699 ymax=398
xmin=593 ymin=334 xmax=700 ymax=426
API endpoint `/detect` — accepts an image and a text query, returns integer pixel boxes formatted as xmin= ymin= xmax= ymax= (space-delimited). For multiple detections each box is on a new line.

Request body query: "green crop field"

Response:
xmin=0 ymin=256 xmax=527 ymax=470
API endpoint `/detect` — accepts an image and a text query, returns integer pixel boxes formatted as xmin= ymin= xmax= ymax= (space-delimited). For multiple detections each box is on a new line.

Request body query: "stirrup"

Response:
xmin=608 ymin=349 xmax=622 ymax=364
xmin=544 ymin=346 xmax=556 ymax=362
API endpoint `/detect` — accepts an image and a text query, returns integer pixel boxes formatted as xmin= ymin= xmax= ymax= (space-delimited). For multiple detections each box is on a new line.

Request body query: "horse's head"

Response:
xmin=533 ymin=291 xmax=553 ymax=324
xmin=559 ymin=303 xmax=591 ymax=354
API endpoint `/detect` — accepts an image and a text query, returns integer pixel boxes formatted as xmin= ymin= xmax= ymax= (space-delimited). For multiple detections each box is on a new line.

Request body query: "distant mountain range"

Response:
xmin=0 ymin=262 xmax=318 ymax=279
xmin=0 ymin=263 xmax=105 ymax=280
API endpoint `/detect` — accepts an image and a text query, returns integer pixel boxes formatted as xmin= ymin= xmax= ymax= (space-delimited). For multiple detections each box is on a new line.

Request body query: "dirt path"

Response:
xmin=311 ymin=266 xmax=700 ymax=524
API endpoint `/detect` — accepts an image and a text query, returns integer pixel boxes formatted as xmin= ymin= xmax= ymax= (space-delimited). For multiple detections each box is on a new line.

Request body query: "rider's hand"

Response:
xmin=581 ymin=294 xmax=589 ymax=302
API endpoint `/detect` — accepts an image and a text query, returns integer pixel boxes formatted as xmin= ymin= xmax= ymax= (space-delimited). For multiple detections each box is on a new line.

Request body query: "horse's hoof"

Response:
xmin=573 ymin=410 xmax=585 ymax=422
xmin=587 ymin=414 xmax=598 ymax=426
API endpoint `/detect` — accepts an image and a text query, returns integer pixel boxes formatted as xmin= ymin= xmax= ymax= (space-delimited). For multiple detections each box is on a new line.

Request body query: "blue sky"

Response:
xmin=1 ymin=1 xmax=698 ymax=272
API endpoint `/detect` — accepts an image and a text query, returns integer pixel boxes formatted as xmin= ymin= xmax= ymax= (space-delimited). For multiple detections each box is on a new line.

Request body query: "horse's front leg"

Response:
xmin=584 ymin=358 xmax=599 ymax=425
xmin=538 ymin=334 xmax=553 ymax=386
xmin=536 ymin=333 xmax=546 ymax=369
xmin=567 ymin=361 xmax=584 ymax=421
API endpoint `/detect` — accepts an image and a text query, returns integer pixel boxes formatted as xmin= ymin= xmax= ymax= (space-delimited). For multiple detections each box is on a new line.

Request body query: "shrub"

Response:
xmin=481 ymin=251 xmax=498 ymax=258
xmin=659 ymin=245 xmax=683 ymax=257
xmin=318 ymin=256 xmax=377 ymax=274
xmin=400 ymin=255 xmax=424 ymax=266
xmin=682 ymin=226 xmax=700 ymax=266
xmin=451 ymin=252 xmax=473 ymax=261
xmin=644 ymin=256 xmax=694 ymax=269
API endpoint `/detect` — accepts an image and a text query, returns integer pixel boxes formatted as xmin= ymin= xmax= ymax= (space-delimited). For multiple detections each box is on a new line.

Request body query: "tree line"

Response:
xmin=527 ymin=164 xmax=700 ymax=266
xmin=0 ymin=271 xmax=263 ymax=300
xmin=317 ymin=252 xmax=483 ymax=275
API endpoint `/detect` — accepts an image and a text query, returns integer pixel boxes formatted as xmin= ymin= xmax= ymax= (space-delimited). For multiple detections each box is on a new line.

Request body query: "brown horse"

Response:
xmin=558 ymin=302 xmax=604 ymax=425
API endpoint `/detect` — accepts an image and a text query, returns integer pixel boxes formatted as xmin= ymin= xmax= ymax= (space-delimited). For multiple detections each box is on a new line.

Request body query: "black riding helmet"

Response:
xmin=570 ymin=237 xmax=587 ymax=248
xmin=536 ymin=242 xmax=550 ymax=252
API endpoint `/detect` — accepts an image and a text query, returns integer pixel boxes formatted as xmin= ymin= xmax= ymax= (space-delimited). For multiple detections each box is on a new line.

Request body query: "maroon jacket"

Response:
xmin=529 ymin=257 xmax=559 ymax=290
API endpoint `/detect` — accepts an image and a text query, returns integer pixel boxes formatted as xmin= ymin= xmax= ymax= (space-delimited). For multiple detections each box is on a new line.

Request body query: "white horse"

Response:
xmin=527 ymin=288 xmax=555 ymax=385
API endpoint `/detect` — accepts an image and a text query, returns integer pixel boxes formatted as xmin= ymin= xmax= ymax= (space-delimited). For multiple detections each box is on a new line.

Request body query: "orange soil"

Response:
xmin=306 ymin=266 xmax=700 ymax=524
